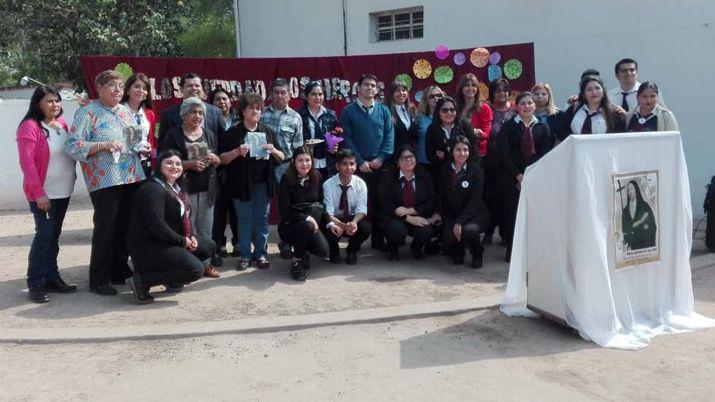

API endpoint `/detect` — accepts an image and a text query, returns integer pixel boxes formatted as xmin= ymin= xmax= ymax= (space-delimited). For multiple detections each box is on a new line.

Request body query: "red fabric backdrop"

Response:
xmin=79 ymin=42 xmax=534 ymax=116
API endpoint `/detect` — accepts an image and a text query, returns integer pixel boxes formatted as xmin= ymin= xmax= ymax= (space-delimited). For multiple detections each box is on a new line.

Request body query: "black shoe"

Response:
xmin=345 ymin=250 xmax=358 ymax=265
xmin=411 ymin=244 xmax=425 ymax=260
xmin=290 ymin=259 xmax=306 ymax=281
xmin=126 ymin=276 xmax=154 ymax=304
xmin=44 ymin=278 xmax=77 ymax=293
xmin=278 ymin=241 xmax=294 ymax=259
xmin=471 ymin=253 xmax=483 ymax=269
xmin=387 ymin=247 xmax=399 ymax=261
xmin=211 ymin=253 xmax=224 ymax=267
xmin=28 ymin=286 xmax=50 ymax=303
xmin=303 ymin=254 xmax=311 ymax=271
xmin=164 ymin=283 xmax=184 ymax=293
xmin=481 ymin=235 xmax=493 ymax=246
xmin=256 ymin=256 xmax=270 ymax=270
xmin=236 ymin=258 xmax=250 ymax=271
xmin=219 ymin=246 xmax=229 ymax=258
xmin=90 ymin=284 xmax=118 ymax=296
xmin=329 ymin=249 xmax=341 ymax=264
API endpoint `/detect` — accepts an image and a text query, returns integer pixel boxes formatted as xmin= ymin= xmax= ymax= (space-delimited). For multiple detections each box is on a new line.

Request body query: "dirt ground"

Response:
xmin=0 ymin=204 xmax=713 ymax=401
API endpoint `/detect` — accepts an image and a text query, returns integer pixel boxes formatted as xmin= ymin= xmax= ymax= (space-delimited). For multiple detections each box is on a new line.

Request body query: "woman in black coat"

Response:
xmin=386 ymin=79 xmax=419 ymax=165
xmin=425 ymin=96 xmax=478 ymax=181
xmin=126 ymin=150 xmax=216 ymax=304
xmin=498 ymin=91 xmax=554 ymax=261
xmin=297 ymin=81 xmax=339 ymax=180
xmin=379 ymin=145 xmax=435 ymax=261
xmin=436 ymin=136 xmax=490 ymax=268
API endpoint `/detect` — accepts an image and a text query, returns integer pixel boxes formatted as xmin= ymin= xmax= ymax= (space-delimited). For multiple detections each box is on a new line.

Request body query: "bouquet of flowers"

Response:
xmin=325 ymin=126 xmax=344 ymax=154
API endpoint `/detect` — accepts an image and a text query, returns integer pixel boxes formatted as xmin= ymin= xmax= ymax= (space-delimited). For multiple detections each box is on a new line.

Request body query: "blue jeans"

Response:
xmin=233 ymin=183 xmax=270 ymax=259
xmin=27 ymin=198 xmax=70 ymax=288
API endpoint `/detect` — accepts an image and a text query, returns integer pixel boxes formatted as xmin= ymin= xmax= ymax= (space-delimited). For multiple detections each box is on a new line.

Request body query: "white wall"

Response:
xmin=236 ymin=0 xmax=715 ymax=216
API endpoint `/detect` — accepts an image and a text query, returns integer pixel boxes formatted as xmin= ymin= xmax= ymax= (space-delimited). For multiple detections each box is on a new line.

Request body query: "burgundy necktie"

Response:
xmin=521 ymin=123 xmax=536 ymax=158
xmin=401 ymin=177 xmax=415 ymax=208
xmin=177 ymin=191 xmax=192 ymax=237
xmin=580 ymin=111 xmax=598 ymax=134
xmin=339 ymin=184 xmax=350 ymax=218
xmin=621 ymin=92 xmax=630 ymax=112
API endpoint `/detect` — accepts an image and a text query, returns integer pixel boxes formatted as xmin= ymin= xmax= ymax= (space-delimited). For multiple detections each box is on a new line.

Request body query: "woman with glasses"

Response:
xmin=378 ymin=145 xmax=435 ymax=261
xmin=425 ymin=96 xmax=478 ymax=180
xmin=17 ymin=86 xmax=77 ymax=303
xmin=66 ymin=70 xmax=148 ymax=296
xmin=415 ymin=85 xmax=443 ymax=168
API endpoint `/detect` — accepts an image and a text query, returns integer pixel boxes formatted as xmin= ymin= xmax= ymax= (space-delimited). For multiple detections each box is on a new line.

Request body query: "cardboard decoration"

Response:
xmin=504 ymin=59 xmax=523 ymax=80
xmin=434 ymin=66 xmax=454 ymax=84
xmin=394 ymin=73 xmax=413 ymax=90
xmin=470 ymin=48 xmax=490 ymax=68
xmin=435 ymin=45 xmax=450 ymax=60
xmin=488 ymin=64 xmax=503 ymax=81
xmin=413 ymin=59 xmax=433 ymax=79
xmin=453 ymin=52 xmax=466 ymax=66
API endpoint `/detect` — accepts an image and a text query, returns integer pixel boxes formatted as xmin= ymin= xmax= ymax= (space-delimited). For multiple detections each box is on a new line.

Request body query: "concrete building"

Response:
xmin=234 ymin=0 xmax=714 ymax=217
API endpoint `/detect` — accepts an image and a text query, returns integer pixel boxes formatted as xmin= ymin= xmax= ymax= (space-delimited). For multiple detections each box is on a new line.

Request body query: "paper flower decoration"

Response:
xmin=414 ymin=90 xmax=424 ymax=103
xmin=114 ymin=63 xmax=133 ymax=80
xmin=435 ymin=45 xmax=449 ymax=60
xmin=470 ymin=48 xmax=490 ymax=68
xmin=453 ymin=52 xmax=466 ymax=66
xmin=503 ymin=59 xmax=523 ymax=80
xmin=489 ymin=52 xmax=501 ymax=65
xmin=413 ymin=59 xmax=432 ymax=79
xmin=478 ymin=82 xmax=490 ymax=101
xmin=394 ymin=73 xmax=413 ymax=90
xmin=488 ymin=64 xmax=502 ymax=82
xmin=434 ymin=66 xmax=454 ymax=84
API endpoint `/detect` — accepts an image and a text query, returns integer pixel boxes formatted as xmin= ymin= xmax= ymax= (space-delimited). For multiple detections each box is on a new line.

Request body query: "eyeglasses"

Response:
xmin=428 ymin=94 xmax=443 ymax=99
xmin=440 ymin=107 xmax=456 ymax=113
xmin=399 ymin=155 xmax=416 ymax=161
xmin=105 ymin=83 xmax=124 ymax=90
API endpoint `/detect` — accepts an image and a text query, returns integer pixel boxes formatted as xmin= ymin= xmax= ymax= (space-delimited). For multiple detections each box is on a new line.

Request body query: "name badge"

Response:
xmin=461 ymin=180 xmax=469 ymax=189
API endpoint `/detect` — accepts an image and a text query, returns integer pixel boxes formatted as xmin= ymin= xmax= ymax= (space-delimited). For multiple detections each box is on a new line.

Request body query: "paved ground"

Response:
xmin=0 ymin=204 xmax=714 ymax=401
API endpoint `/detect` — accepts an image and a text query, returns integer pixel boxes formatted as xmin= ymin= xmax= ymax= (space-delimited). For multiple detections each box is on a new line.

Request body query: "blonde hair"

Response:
xmin=531 ymin=82 xmax=558 ymax=116
xmin=417 ymin=85 xmax=443 ymax=117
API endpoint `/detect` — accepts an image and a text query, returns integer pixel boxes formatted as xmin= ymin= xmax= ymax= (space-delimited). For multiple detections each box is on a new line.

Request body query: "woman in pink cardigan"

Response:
xmin=16 ymin=86 xmax=77 ymax=303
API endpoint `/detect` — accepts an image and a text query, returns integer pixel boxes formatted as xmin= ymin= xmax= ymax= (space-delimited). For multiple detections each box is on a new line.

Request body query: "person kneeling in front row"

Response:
xmin=277 ymin=147 xmax=329 ymax=281
xmin=126 ymin=150 xmax=216 ymax=303
xmin=379 ymin=145 xmax=435 ymax=261
xmin=322 ymin=149 xmax=372 ymax=265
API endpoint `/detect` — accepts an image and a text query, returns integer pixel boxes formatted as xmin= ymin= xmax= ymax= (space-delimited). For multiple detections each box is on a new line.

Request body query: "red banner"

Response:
xmin=79 ymin=42 xmax=534 ymax=115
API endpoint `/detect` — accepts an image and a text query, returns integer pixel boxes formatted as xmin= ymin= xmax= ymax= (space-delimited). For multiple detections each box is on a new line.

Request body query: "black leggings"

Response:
xmin=131 ymin=234 xmax=215 ymax=287
xmin=278 ymin=220 xmax=329 ymax=258
xmin=442 ymin=220 xmax=484 ymax=258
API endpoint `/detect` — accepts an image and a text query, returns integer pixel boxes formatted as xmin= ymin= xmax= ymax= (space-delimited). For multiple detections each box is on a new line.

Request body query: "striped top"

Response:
xmin=66 ymin=100 xmax=145 ymax=192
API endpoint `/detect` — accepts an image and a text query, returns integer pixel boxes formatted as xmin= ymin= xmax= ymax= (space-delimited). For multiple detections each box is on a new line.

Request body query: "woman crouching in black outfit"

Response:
xmin=435 ymin=135 xmax=489 ymax=268
xmin=278 ymin=146 xmax=329 ymax=281
xmin=126 ymin=150 xmax=216 ymax=303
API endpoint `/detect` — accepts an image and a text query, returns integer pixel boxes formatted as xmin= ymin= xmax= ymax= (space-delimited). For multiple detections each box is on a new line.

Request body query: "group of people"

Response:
xmin=16 ymin=57 xmax=679 ymax=304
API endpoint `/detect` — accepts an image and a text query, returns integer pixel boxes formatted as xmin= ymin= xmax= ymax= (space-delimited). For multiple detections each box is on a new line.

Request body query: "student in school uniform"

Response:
xmin=497 ymin=91 xmax=554 ymax=262
xmin=378 ymin=145 xmax=435 ymax=261
xmin=385 ymin=79 xmax=419 ymax=165
xmin=435 ymin=136 xmax=489 ymax=269
xmin=555 ymin=75 xmax=626 ymax=141
xmin=625 ymin=82 xmax=679 ymax=133
xmin=277 ymin=146 xmax=329 ymax=282
xmin=321 ymin=149 xmax=372 ymax=265
xmin=425 ymin=96 xmax=478 ymax=180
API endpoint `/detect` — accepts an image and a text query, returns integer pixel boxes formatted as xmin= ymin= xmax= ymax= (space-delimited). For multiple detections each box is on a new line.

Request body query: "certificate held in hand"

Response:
xmin=246 ymin=132 xmax=269 ymax=159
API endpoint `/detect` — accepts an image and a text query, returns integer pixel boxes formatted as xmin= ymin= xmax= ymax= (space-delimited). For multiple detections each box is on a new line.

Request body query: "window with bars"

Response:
xmin=372 ymin=7 xmax=424 ymax=42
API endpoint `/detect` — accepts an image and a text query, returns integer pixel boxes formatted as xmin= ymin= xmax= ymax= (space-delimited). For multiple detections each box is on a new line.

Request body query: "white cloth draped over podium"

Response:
xmin=501 ymin=132 xmax=714 ymax=349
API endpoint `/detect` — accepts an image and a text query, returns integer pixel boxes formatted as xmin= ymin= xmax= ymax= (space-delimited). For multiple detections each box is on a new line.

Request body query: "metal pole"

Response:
xmin=233 ymin=0 xmax=242 ymax=57
xmin=342 ymin=0 xmax=348 ymax=56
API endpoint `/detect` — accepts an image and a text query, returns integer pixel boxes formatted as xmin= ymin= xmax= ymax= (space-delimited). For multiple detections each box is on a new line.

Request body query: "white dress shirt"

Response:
xmin=570 ymin=105 xmax=607 ymax=134
xmin=607 ymin=81 xmax=640 ymax=112
xmin=397 ymin=105 xmax=411 ymax=129
xmin=323 ymin=174 xmax=368 ymax=217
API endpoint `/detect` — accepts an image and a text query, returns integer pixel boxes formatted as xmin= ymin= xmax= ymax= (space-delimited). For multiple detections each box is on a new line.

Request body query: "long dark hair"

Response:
xmin=577 ymin=75 xmax=618 ymax=132
xmin=385 ymin=79 xmax=416 ymax=124
xmin=121 ymin=73 xmax=153 ymax=109
xmin=455 ymin=73 xmax=483 ymax=117
xmin=154 ymin=150 xmax=185 ymax=188
xmin=20 ymin=86 xmax=63 ymax=137
xmin=283 ymin=146 xmax=321 ymax=187
xmin=430 ymin=96 xmax=457 ymax=123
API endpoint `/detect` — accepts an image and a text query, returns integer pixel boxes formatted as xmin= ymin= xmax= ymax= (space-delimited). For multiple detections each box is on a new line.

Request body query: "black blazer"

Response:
xmin=437 ymin=162 xmax=489 ymax=226
xmin=497 ymin=117 xmax=553 ymax=182
xmin=218 ymin=121 xmax=280 ymax=201
xmin=297 ymin=105 xmax=338 ymax=160
xmin=277 ymin=175 xmax=327 ymax=226
xmin=128 ymin=180 xmax=190 ymax=254
xmin=158 ymin=102 xmax=225 ymax=145
xmin=555 ymin=104 xmax=627 ymax=141
xmin=391 ymin=115 xmax=419 ymax=164
xmin=378 ymin=166 xmax=435 ymax=219
xmin=425 ymin=118 xmax=478 ymax=171
xmin=160 ymin=125 xmax=218 ymax=203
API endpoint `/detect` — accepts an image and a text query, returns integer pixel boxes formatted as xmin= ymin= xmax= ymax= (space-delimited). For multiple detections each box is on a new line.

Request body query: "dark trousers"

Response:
xmin=322 ymin=218 xmax=372 ymax=254
xmin=442 ymin=219 xmax=484 ymax=259
xmin=133 ymin=234 xmax=215 ymax=287
xmin=358 ymin=167 xmax=385 ymax=245
xmin=384 ymin=218 xmax=433 ymax=250
xmin=27 ymin=197 xmax=70 ymax=288
xmin=278 ymin=220 xmax=329 ymax=258
xmin=212 ymin=184 xmax=239 ymax=249
xmin=500 ymin=181 xmax=520 ymax=248
xmin=88 ymin=183 xmax=140 ymax=288
xmin=483 ymin=169 xmax=502 ymax=239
